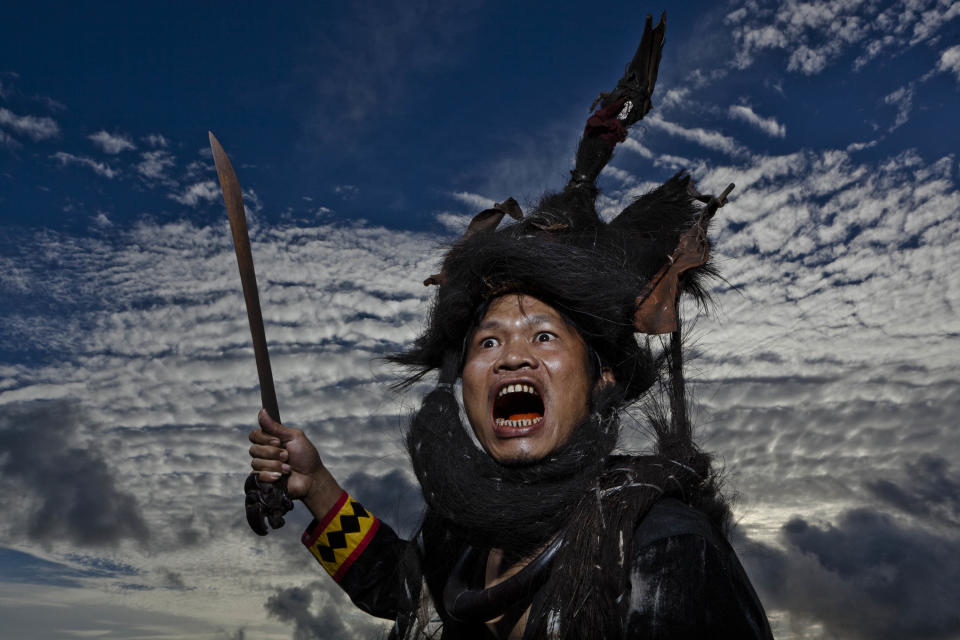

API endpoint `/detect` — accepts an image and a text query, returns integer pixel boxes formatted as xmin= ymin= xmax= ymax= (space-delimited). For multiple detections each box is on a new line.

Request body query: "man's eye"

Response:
xmin=536 ymin=332 xmax=556 ymax=342
xmin=480 ymin=338 xmax=499 ymax=348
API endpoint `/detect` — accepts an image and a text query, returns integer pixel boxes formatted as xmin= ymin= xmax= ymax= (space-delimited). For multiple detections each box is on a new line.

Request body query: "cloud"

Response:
xmin=265 ymin=583 xmax=349 ymax=640
xmin=88 ymin=130 xmax=136 ymax=154
xmin=342 ymin=468 xmax=424 ymax=538
xmin=866 ymin=454 xmax=960 ymax=526
xmin=727 ymin=105 xmax=786 ymax=138
xmin=92 ymin=211 xmax=112 ymax=227
xmin=846 ymin=139 xmax=879 ymax=152
xmin=744 ymin=507 xmax=960 ymax=640
xmin=936 ymin=43 xmax=960 ymax=82
xmin=0 ymin=107 xmax=59 ymax=141
xmin=265 ymin=581 xmax=387 ymax=640
xmin=1 ymin=132 xmax=958 ymax=637
xmin=170 ymin=179 xmax=220 ymax=206
xmin=137 ymin=149 xmax=176 ymax=180
xmin=883 ymin=85 xmax=914 ymax=131
xmin=334 ymin=184 xmax=358 ymax=198
xmin=448 ymin=190 xmax=495 ymax=210
xmin=50 ymin=151 xmax=118 ymax=178
xmin=434 ymin=211 xmax=474 ymax=233
xmin=646 ymin=113 xmax=750 ymax=158
xmin=728 ymin=0 xmax=960 ymax=74
xmin=0 ymin=400 xmax=150 ymax=548
xmin=143 ymin=133 xmax=169 ymax=148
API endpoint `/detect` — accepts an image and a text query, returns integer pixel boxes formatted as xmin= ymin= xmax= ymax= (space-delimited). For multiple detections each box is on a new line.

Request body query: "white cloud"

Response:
xmin=659 ymin=87 xmax=692 ymax=109
xmin=618 ymin=137 xmax=694 ymax=171
xmin=846 ymin=139 xmax=879 ymax=152
xmin=136 ymin=149 xmax=175 ymax=180
xmin=88 ymin=130 xmax=136 ymax=154
xmin=620 ymin=136 xmax=654 ymax=159
xmin=169 ymin=180 xmax=219 ymax=206
xmin=434 ymin=211 xmax=474 ymax=233
xmin=883 ymin=85 xmax=914 ymax=131
xmin=448 ymin=190 xmax=495 ymax=210
xmin=50 ymin=151 xmax=118 ymax=178
xmin=334 ymin=184 xmax=359 ymax=198
xmin=92 ymin=211 xmax=112 ymax=227
xmin=600 ymin=165 xmax=637 ymax=186
xmin=936 ymin=43 xmax=960 ymax=82
xmin=646 ymin=113 xmax=750 ymax=158
xmin=728 ymin=105 xmax=787 ymax=138
xmin=0 ymin=107 xmax=59 ymax=141
xmin=729 ymin=0 xmax=960 ymax=74
xmin=143 ymin=133 xmax=169 ymax=148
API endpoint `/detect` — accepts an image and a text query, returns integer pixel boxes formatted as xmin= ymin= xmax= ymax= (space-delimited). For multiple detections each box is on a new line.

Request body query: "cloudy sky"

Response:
xmin=1 ymin=1 xmax=958 ymax=638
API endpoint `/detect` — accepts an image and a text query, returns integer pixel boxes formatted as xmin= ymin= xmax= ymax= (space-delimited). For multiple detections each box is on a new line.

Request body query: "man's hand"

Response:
xmin=248 ymin=409 xmax=343 ymax=518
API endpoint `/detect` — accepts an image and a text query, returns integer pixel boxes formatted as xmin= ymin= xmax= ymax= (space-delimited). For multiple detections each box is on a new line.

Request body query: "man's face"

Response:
xmin=462 ymin=294 xmax=597 ymax=464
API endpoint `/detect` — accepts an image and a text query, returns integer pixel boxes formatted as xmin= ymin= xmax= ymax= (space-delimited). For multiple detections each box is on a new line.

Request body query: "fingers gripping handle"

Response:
xmin=245 ymin=470 xmax=294 ymax=536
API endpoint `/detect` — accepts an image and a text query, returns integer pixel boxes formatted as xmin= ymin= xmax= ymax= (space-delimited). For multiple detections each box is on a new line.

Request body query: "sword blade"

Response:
xmin=209 ymin=131 xmax=280 ymax=424
xmin=210 ymin=131 xmax=292 ymax=536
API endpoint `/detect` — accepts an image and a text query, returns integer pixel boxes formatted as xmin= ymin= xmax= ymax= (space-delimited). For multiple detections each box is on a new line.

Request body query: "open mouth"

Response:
xmin=492 ymin=383 xmax=545 ymax=428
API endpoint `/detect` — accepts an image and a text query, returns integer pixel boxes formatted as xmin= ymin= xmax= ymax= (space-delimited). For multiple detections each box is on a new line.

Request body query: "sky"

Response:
xmin=1 ymin=1 xmax=958 ymax=638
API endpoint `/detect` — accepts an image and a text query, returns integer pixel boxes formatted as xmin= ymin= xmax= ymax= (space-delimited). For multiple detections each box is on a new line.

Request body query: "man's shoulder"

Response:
xmin=627 ymin=498 xmax=775 ymax=639
xmin=632 ymin=497 xmax=726 ymax=551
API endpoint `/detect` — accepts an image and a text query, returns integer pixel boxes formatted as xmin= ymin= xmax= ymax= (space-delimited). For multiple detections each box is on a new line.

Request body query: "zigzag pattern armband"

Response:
xmin=301 ymin=491 xmax=380 ymax=582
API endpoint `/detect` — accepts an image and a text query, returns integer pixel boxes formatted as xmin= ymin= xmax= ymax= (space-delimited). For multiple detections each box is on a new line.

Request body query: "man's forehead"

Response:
xmin=476 ymin=312 xmax=557 ymax=330
xmin=478 ymin=295 xmax=568 ymax=328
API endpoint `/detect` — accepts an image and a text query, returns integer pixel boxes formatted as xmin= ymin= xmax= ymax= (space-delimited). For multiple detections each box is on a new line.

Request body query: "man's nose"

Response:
xmin=495 ymin=341 xmax=536 ymax=371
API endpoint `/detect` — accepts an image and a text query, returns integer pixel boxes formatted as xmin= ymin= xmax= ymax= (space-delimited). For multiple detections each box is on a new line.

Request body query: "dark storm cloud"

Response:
xmin=0 ymin=400 xmax=149 ymax=548
xmin=741 ymin=507 xmax=960 ymax=640
xmin=343 ymin=468 xmax=425 ymax=538
xmin=866 ymin=454 xmax=960 ymax=526
xmin=264 ymin=582 xmax=352 ymax=640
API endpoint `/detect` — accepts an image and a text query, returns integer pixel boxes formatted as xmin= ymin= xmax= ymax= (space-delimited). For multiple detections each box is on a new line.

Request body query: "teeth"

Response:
xmin=497 ymin=383 xmax=539 ymax=398
xmin=494 ymin=416 xmax=544 ymax=428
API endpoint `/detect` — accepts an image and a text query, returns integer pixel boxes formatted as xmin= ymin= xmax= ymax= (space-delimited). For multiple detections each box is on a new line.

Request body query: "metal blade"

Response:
xmin=209 ymin=131 xmax=280 ymax=424
xmin=209 ymin=131 xmax=291 ymax=535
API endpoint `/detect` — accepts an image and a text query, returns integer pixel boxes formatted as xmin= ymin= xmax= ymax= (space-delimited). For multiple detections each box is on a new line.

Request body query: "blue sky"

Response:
xmin=2 ymin=1 xmax=959 ymax=639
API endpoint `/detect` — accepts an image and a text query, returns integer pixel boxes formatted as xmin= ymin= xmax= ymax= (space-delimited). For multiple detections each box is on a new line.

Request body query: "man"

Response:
xmin=248 ymin=14 xmax=773 ymax=639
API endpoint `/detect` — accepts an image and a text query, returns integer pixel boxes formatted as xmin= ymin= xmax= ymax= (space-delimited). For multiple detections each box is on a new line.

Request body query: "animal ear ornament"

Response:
xmin=633 ymin=182 xmax=735 ymax=335
xmin=423 ymin=198 xmax=524 ymax=287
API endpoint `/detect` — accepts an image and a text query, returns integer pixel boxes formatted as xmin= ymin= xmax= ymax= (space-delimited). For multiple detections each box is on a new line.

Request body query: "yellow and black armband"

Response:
xmin=301 ymin=491 xmax=380 ymax=582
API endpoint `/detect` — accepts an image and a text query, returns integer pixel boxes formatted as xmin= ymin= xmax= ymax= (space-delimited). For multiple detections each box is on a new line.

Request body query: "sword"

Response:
xmin=209 ymin=131 xmax=293 ymax=536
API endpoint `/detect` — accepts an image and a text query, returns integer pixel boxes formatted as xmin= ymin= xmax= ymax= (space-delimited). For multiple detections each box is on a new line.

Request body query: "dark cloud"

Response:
xmin=742 ymin=507 xmax=960 ymax=639
xmin=264 ymin=582 xmax=352 ymax=640
xmin=159 ymin=568 xmax=192 ymax=590
xmin=866 ymin=454 xmax=960 ymax=526
xmin=342 ymin=468 xmax=425 ymax=538
xmin=0 ymin=400 xmax=149 ymax=548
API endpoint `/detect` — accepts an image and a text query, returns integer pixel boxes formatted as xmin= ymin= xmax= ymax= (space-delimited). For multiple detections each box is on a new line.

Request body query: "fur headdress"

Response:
xmin=393 ymin=13 xmax=733 ymax=402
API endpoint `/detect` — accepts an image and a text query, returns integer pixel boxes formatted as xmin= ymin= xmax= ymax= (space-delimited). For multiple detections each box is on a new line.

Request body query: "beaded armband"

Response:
xmin=302 ymin=491 xmax=380 ymax=582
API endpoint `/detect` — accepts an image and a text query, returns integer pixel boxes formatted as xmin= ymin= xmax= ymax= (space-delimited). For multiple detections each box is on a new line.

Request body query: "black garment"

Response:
xmin=332 ymin=498 xmax=772 ymax=639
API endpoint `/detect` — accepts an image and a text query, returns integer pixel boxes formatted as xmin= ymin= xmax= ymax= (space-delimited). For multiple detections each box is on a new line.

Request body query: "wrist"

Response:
xmin=301 ymin=467 xmax=343 ymax=520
